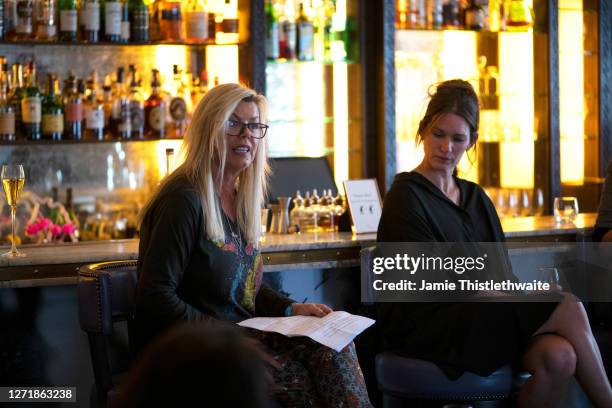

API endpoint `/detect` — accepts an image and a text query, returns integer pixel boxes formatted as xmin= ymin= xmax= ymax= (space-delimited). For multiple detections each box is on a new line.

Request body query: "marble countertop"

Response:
xmin=501 ymin=213 xmax=596 ymax=237
xmin=0 ymin=213 xmax=597 ymax=270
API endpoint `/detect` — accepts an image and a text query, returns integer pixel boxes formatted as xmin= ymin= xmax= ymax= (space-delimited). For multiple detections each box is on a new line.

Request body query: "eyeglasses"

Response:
xmin=226 ymin=119 xmax=269 ymax=139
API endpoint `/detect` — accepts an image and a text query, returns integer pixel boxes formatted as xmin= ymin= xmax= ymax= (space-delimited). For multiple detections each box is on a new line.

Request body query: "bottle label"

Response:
xmin=186 ymin=11 xmax=208 ymax=39
xmin=121 ymin=21 xmax=130 ymax=40
xmin=65 ymin=102 xmax=83 ymax=122
xmin=84 ymin=3 xmax=100 ymax=31
xmin=60 ymin=9 xmax=77 ymax=32
xmin=118 ymin=102 xmax=131 ymax=132
xmin=105 ymin=2 xmax=121 ymax=36
xmin=297 ymin=23 xmax=314 ymax=60
xmin=85 ymin=107 xmax=104 ymax=129
xmin=169 ymin=97 xmax=187 ymax=121
xmin=130 ymin=102 xmax=144 ymax=130
xmin=42 ymin=113 xmax=64 ymax=133
xmin=161 ymin=7 xmax=181 ymax=21
xmin=130 ymin=8 xmax=149 ymax=41
xmin=266 ymin=22 xmax=279 ymax=59
xmin=221 ymin=18 xmax=238 ymax=34
xmin=0 ymin=111 xmax=15 ymax=134
xmin=16 ymin=0 xmax=33 ymax=34
xmin=21 ymin=97 xmax=41 ymax=123
xmin=148 ymin=105 xmax=165 ymax=131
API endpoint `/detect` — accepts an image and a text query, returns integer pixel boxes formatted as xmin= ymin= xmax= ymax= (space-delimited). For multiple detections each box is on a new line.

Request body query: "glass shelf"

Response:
xmin=0 ymin=136 xmax=183 ymax=145
xmin=0 ymin=40 xmax=241 ymax=47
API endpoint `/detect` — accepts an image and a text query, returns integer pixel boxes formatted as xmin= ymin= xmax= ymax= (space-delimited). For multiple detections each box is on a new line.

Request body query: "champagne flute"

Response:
xmin=2 ymin=164 xmax=26 ymax=257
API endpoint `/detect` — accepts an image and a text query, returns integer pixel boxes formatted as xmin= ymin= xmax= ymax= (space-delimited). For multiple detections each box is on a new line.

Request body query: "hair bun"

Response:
xmin=430 ymin=79 xmax=476 ymax=98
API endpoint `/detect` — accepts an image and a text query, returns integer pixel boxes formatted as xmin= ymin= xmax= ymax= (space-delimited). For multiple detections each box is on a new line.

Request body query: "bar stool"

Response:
xmin=77 ymin=260 xmax=138 ymax=408
xmin=360 ymin=247 xmax=529 ymax=407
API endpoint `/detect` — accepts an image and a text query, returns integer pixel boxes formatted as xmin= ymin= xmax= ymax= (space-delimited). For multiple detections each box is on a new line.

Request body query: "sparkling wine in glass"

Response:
xmin=2 ymin=164 xmax=26 ymax=257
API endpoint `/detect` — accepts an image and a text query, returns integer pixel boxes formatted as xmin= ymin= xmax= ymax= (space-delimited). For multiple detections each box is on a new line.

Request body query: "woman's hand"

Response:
xmin=290 ymin=303 xmax=333 ymax=317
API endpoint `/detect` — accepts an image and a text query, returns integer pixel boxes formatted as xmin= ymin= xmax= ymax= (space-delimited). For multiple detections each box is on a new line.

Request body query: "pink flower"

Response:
xmin=25 ymin=223 xmax=41 ymax=236
xmin=245 ymin=244 xmax=254 ymax=256
xmin=50 ymin=224 xmax=62 ymax=238
xmin=39 ymin=217 xmax=52 ymax=229
xmin=62 ymin=223 xmax=75 ymax=235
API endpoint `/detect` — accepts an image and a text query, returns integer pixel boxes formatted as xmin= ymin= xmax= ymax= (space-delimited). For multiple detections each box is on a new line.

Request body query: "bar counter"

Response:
xmin=0 ymin=213 xmax=597 ymax=288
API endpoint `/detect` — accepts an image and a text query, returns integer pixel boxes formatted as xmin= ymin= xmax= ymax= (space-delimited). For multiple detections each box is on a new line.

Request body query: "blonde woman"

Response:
xmin=136 ymin=83 xmax=371 ymax=407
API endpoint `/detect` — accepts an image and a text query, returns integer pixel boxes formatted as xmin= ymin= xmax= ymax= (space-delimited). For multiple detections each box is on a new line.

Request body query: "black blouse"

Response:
xmin=135 ymin=175 xmax=294 ymax=348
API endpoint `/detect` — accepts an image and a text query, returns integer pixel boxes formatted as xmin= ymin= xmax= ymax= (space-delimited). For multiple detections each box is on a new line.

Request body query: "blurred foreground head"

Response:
xmin=112 ymin=323 xmax=270 ymax=408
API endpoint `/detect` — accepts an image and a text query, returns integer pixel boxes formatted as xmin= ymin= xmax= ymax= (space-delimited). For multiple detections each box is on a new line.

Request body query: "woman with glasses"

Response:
xmin=136 ymin=83 xmax=371 ymax=407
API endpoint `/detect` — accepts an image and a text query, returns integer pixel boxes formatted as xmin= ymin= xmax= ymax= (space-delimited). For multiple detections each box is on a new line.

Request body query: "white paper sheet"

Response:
xmin=238 ymin=311 xmax=375 ymax=352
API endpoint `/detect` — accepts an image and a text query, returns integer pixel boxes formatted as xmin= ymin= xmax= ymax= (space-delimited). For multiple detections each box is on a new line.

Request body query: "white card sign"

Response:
xmin=343 ymin=179 xmax=382 ymax=234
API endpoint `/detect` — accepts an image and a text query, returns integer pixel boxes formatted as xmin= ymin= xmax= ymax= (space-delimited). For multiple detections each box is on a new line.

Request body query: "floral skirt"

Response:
xmin=246 ymin=329 xmax=372 ymax=408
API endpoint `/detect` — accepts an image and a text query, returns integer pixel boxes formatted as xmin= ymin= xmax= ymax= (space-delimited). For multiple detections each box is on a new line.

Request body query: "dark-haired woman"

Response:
xmin=377 ymin=79 xmax=612 ymax=406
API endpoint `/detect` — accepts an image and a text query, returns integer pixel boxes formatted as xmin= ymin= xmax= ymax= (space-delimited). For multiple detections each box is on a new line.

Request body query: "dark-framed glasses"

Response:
xmin=226 ymin=119 xmax=269 ymax=139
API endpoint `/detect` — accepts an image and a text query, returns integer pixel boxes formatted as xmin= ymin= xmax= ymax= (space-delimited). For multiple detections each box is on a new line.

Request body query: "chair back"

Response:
xmin=77 ymin=260 xmax=138 ymax=403
xmin=360 ymin=246 xmax=376 ymax=305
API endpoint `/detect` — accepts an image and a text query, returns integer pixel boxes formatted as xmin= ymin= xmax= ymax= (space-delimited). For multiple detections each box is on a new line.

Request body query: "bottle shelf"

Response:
xmin=266 ymin=59 xmax=358 ymax=66
xmin=395 ymin=27 xmax=532 ymax=34
xmin=0 ymin=136 xmax=183 ymax=145
xmin=0 ymin=40 xmax=241 ymax=48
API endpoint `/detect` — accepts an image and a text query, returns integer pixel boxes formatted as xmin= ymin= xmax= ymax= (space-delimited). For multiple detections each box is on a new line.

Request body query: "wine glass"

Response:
xmin=532 ymin=188 xmax=545 ymax=216
xmin=2 ymin=164 xmax=26 ymax=257
xmin=536 ymin=267 xmax=562 ymax=291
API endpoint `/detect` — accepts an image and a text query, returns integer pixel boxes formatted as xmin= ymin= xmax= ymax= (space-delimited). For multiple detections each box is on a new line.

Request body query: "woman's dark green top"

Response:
xmin=135 ymin=175 xmax=294 ymax=348
xmin=376 ymin=171 xmax=557 ymax=379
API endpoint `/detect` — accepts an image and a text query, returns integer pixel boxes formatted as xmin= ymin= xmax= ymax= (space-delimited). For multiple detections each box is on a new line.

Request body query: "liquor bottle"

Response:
xmin=41 ymin=74 xmax=64 ymax=141
xmin=63 ymin=76 xmax=83 ymax=140
xmin=408 ymin=0 xmax=425 ymax=28
xmin=35 ymin=0 xmax=57 ymax=40
xmin=120 ymin=0 xmax=129 ymax=42
xmin=128 ymin=0 xmax=148 ymax=42
xmin=149 ymin=0 xmax=160 ymax=40
xmin=185 ymin=0 xmax=208 ymax=44
xmin=321 ymin=0 xmax=334 ymax=62
xmin=427 ymin=0 xmax=443 ymax=29
xmin=144 ymin=68 xmax=165 ymax=138
xmin=464 ymin=0 xmax=484 ymax=30
xmin=128 ymin=65 xmax=144 ymax=139
xmin=278 ymin=0 xmax=296 ymax=60
xmin=101 ymin=78 xmax=113 ymax=136
xmin=104 ymin=0 xmax=122 ymax=41
xmin=164 ymin=147 xmax=174 ymax=175
xmin=82 ymin=0 xmax=100 ymax=42
xmin=15 ymin=0 xmax=33 ymax=39
xmin=265 ymin=0 xmax=279 ymax=60
xmin=296 ymin=2 xmax=314 ymax=61
xmin=65 ymin=187 xmax=79 ymax=229
xmin=0 ymin=71 xmax=16 ymax=141
xmin=58 ymin=0 xmax=77 ymax=41
xmin=84 ymin=74 xmax=104 ymax=140
xmin=168 ymin=64 xmax=187 ymax=137
xmin=159 ymin=0 xmax=182 ymax=41
xmin=21 ymin=62 xmax=41 ymax=140
xmin=442 ymin=0 xmax=459 ymax=28
xmin=217 ymin=0 xmax=238 ymax=44
xmin=506 ymin=0 xmax=532 ymax=30
xmin=111 ymin=67 xmax=131 ymax=138
xmin=5 ymin=0 xmax=16 ymax=39
xmin=9 ymin=63 xmax=23 ymax=139
xmin=396 ymin=0 xmax=408 ymax=29
xmin=488 ymin=0 xmax=501 ymax=31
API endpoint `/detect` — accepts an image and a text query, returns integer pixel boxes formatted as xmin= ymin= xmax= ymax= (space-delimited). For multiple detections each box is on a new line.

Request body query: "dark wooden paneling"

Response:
xmin=600 ymin=0 xmax=612 ymax=172
xmin=239 ymin=0 xmax=265 ymax=93
xmin=361 ymin=0 xmax=396 ymax=195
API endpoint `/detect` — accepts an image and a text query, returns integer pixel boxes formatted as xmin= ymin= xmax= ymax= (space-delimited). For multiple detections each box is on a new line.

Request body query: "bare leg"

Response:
xmin=533 ymin=299 xmax=612 ymax=408
xmin=519 ymin=334 xmax=576 ymax=407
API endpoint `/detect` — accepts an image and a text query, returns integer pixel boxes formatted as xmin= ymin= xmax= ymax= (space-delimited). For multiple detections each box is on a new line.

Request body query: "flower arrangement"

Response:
xmin=25 ymin=216 xmax=78 ymax=243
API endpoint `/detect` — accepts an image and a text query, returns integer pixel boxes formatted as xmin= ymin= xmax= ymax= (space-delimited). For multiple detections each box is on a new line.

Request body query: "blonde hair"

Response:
xmin=139 ymin=83 xmax=269 ymax=246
